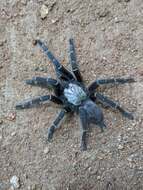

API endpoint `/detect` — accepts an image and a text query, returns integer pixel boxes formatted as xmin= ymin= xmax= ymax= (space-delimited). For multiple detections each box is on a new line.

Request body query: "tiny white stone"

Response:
xmin=10 ymin=176 xmax=20 ymax=189
xmin=40 ymin=5 xmax=49 ymax=19
xmin=114 ymin=17 xmax=119 ymax=23
xmin=43 ymin=147 xmax=50 ymax=154
xmin=11 ymin=132 xmax=16 ymax=136
xmin=118 ymin=144 xmax=124 ymax=150
xmin=51 ymin=19 xmax=56 ymax=23
xmin=97 ymin=176 xmax=101 ymax=180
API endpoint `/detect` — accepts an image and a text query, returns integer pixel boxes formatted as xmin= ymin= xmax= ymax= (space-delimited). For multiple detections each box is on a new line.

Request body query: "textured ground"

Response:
xmin=0 ymin=0 xmax=143 ymax=189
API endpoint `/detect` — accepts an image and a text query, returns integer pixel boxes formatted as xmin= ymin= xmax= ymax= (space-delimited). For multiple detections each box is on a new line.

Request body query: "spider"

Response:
xmin=16 ymin=38 xmax=135 ymax=151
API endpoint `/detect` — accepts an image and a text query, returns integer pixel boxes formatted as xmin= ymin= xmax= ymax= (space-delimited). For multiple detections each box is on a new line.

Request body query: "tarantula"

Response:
xmin=16 ymin=38 xmax=135 ymax=150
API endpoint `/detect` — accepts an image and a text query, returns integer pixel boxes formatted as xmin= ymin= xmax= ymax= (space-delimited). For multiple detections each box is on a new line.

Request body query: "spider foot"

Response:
xmin=123 ymin=112 xmax=134 ymax=120
xmin=47 ymin=126 xmax=55 ymax=141
xmin=15 ymin=102 xmax=31 ymax=109
xmin=15 ymin=103 xmax=22 ymax=109
xmin=80 ymin=131 xmax=87 ymax=151
xmin=80 ymin=142 xmax=87 ymax=151
xmin=99 ymin=122 xmax=107 ymax=132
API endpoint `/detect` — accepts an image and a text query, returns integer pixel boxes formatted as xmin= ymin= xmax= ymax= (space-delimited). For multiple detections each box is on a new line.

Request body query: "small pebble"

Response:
xmin=39 ymin=67 xmax=46 ymax=72
xmin=97 ymin=176 xmax=101 ymax=180
xmin=102 ymin=56 xmax=107 ymax=61
xmin=11 ymin=132 xmax=17 ymax=137
xmin=114 ymin=17 xmax=120 ymax=23
xmin=40 ymin=4 xmax=49 ymax=19
xmin=10 ymin=176 xmax=20 ymax=189
xmin=7 ymin=113 xmax=16 ymax=121
xmin=118 ymin=144 xmax=124 ymax=150
xmin=43 ymin=147 xmax=50 ymax=154
xmin=51 ymin=19 xmax=56 ymax=24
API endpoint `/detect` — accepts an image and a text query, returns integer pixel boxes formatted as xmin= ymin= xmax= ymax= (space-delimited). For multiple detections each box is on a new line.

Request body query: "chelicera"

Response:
xmin=16 ymin=38 xmax=135 ymax=150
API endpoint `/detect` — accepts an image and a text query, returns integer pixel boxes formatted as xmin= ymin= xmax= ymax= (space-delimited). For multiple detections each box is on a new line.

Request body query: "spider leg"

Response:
xmin=68 ymin=38 xmax=82 ymax=82
xmin=95 ymin=92 xmax=134 ymax=120
xmin=35 ymin=40 xmax=74 ymax=81
xmin=25 ymin=77 xmax=62 ymax=96
xmin=47 ymin=109 xmax=66 ymax=141
xmin=79 ymin=107 xmax=88 ymax=151
xmin=88 ymin=77 xmax=135 ymax=92
xmin=16 ymin=95 xmax=63 ymax=109
xmin=25 ymin=77 xmax=58 ymax=88
xmin=99 ymin=121 xmax=107 ymax=132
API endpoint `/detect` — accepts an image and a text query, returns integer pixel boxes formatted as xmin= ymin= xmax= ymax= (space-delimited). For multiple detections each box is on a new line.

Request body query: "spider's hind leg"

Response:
xmin=79 ymin=107 xmax=88 ymax=151
xmin=95 ymin=77 xmax=135 ymax=85
xmin=95 ymin=92 xmax=134 ymax=120
xmin=35 ymin=40 xmax=74 ymax=81
xmin=47 ymin=109 xmax=66 ymax=141
xmin=68 ymin=38 xmax=82 ymax=82
xmin=88 ymin=77 xmax=135 ymax=93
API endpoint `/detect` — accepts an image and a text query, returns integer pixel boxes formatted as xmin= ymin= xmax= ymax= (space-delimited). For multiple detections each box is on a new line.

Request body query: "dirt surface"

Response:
xmin=0 ymin=0 xmax=143 ymax=189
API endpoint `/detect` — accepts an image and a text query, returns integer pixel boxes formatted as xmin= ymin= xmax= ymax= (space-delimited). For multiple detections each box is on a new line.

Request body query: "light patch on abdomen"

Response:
xmin=64 ymin=83 xmax=87 ymax=105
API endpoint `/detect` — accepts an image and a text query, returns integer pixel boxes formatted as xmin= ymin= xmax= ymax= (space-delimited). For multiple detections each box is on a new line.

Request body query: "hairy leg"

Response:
xmin=79 ymin=107 xmax=88 ymax=151
xmin=88 ymin=77 xmax=135 ymax=93
xmin=26 ymin=77 xmax=59 ymax=88
xmin=35 ymin=40 xmax=74 ymax=81
xmin=25 ymin=77 xmax=62 ymax=96
xmin=16 ymin=95 xmax=63 ymax=109
xmin=68 ymin=38 xmax=82 ymax=82
xmin=95 ymin=92 xmax=134 ymax=120
xmin=48 ymin=109 xmax=66 ymax=141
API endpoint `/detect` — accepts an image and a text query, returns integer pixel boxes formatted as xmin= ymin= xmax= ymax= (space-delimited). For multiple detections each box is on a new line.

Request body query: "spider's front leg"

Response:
xmin=47 ymin=109 xmax=66 ymax=141
xmin=79 ymin=107 xmax=88 ymax=151
xmin=25 ymin=77 xmax=62 ymax=96
xmin=95 ymin=92 xmax=134 ymax=120
xmin=88 ymin=77 xmax=135 ymax=92
xmin=16 ymin=95 xmax=62 ymax=109
xmin=35 ymin=40 xmax=74 ymax=81
xmin=26 ymin=77 xmax=58 ymax=88
xmin=68 ymin=38 xmax=82 ymax=82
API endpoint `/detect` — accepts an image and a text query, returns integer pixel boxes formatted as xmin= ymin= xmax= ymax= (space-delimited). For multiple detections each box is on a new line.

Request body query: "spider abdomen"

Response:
xmin=64 ymin=83 xmax=87 ymax=105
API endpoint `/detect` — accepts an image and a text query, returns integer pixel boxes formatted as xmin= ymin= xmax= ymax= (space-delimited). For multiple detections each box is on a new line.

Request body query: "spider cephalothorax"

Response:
xmin=16 ymin=38 xmax=135 ymax=150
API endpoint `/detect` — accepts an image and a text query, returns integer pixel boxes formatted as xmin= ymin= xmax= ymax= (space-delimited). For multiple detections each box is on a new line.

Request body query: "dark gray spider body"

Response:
xmin=16 ymin=38 xmax=135 ymax=150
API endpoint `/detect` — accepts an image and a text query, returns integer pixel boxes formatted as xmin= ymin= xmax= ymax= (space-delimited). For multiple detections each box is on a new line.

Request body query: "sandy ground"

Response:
xmin=0 ymin=0 xmax=143 ymax=189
